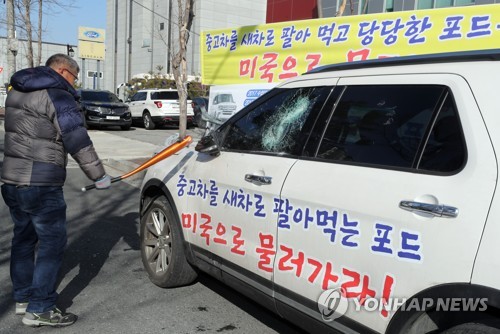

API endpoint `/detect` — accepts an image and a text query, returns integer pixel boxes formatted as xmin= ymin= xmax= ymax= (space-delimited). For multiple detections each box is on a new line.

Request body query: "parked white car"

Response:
xmin=138 ymin=49 xmax=500 ymax=333
xmin=127 ymin=88 xmax=194 ymax=129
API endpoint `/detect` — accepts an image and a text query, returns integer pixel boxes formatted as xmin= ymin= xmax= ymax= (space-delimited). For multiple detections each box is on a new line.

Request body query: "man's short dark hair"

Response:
xmin=45 ymin=53 xmax=80 ymax=74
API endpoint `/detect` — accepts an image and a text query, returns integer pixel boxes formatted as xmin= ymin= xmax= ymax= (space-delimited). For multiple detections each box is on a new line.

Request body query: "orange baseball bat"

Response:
xmin=82 ymin=135 xmax=192 ymax=192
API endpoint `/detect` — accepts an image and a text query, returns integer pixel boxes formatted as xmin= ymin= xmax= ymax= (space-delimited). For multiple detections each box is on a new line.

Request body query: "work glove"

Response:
xmin=95 ymin=174 xmax=111 ymax=190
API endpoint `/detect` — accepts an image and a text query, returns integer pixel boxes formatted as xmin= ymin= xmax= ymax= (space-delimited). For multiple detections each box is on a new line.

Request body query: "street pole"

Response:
xmin=6 ymin=0 xmax=18 ymax=83
xmin=82 ymin=59 xmax=86 ymax=89
xmin=97 ymin=60 xmax=100 ymax=90
xmin=127 ymin=0 xmax=133 ymax=82
xmin=113 ymin=0 xmax=118 ymax=92
xmin=150 ymin=0 xmax=155 ymax=74
xmin=167 ymin=0 xmax=172 ymax=75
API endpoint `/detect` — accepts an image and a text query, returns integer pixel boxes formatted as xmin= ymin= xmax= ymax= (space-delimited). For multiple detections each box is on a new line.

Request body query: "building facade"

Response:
xmin=104 ymin=0 xmax=267 ymax=93
xmin=267 ymin=0 xmax=498 ymax=20
xmin=0 ymin=39 xmax=104 ymax=106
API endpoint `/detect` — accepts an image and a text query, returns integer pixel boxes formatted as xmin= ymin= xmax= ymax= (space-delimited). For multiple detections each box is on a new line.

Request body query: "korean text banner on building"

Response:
xmin=201 ymin=4 xmax=500 ymax=85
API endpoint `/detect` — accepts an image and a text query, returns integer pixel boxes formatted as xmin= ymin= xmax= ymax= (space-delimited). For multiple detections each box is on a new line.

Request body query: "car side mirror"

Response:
xmin=195 ymin=134 xmax=220 ymax=156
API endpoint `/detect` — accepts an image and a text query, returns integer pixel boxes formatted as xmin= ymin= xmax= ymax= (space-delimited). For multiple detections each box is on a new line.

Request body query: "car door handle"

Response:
xmin=399 ymin=201 xmax=458 ymax=218
xmin=245 ymin=174 xmax=272 ymax=185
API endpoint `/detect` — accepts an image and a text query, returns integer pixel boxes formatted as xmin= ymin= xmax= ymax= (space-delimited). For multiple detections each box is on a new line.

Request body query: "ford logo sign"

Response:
xmin=84 ymin=31 xmax=100 ymax=39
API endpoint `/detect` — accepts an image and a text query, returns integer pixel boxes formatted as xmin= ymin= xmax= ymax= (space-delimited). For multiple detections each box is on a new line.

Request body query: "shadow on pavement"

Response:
xmin=56 ymin=211 xmax=140 ymax=311
xmin=197 ymin=271 xmax=307 ymax=333
xmin=0 ymin=172 xmax=141 ymax=320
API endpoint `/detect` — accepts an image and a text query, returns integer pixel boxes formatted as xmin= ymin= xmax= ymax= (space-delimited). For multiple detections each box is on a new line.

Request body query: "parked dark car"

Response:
xmin=191 ymin=97 xmax=209 ymax=128
xmin=78 ymin=89 xmax=132 ymax=130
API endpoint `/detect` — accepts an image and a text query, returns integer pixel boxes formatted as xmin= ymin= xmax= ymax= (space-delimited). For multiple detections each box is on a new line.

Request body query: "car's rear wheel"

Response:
xmin=441 ymin=321 xmax=500 ymax=333
xmin=140 ymin=196 xmax=197 ymax=287
xmin=143 ymin=111 xmax=155 ymax=130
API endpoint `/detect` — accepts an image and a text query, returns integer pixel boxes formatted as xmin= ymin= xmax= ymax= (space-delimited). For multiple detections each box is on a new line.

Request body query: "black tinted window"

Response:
xmin=131 ymin=92 xmax=147 ymax=101
xmin=418 ymin=94 xmax=466 ymax=172
xmin=221 ymin=86 xmax=332 ymax=155
xmin=316 ymin=85 xmax=465 ymax=171
xmin=151 ymin=91 xmax=179 ymax=100
xmin=81 ymin=91 xmax=120 ymax=102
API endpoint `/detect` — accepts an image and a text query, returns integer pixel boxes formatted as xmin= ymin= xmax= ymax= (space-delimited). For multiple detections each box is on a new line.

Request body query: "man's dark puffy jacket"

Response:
xmin=1 ymin=66 xmax=105 ymax=186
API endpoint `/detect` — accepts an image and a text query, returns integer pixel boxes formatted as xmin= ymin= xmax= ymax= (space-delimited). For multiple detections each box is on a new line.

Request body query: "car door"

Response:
xmin=274 ymin=74 xmax=496 ymax=333
xmin=128 ymin=91 xmax=147 ymax=118
xmin=181 ymin=83 xmax=335 ymax=288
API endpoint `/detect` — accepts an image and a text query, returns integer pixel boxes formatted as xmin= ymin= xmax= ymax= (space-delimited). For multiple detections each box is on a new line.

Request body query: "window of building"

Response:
xmin=360 ymin=0 xmax=369 ymax=14
xmin=436 ymin=0 xmax=454 ymax=7
xmin=159 ymin=22 xmax=164 ymax=30
xmin=418 ymin=0 xmax=474 ymax=9
xmin=454 ymin=0 xmax=475 ymax=5
xmin=318 ymin=0 xmax=337 ymax=17
xmin=385 ymin=0 xmax=394 ymax=12
xmin=417 ymin=0 xmax=434 ymax=9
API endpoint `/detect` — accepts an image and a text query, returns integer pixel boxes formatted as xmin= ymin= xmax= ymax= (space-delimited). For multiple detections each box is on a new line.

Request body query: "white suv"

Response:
xmin=138 ymin=49 xmax=500 ymax=333
xmin=127 ymin=88 xmax=194 ymax=129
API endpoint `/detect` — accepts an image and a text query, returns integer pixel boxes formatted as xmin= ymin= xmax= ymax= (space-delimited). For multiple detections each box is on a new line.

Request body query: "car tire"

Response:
xmin=140 ymin=196 xmax=197 ymax=288
xmin=440 ymin=322 xmax=500 ymax=334
xmin=143 ymin=111 xmax=156 ymax=130
xmin=120 ymin=124 xmax=131 ymax=131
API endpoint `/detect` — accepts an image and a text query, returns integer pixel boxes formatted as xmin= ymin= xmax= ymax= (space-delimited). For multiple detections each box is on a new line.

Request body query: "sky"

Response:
xmin=1 ymin=0 xmax=107 ymax=45
xmin=43 ymin=0 xmax=106 ymax=45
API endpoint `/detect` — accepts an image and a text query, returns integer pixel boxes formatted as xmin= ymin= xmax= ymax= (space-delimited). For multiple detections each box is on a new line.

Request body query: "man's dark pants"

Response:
xmin=1 ymin=184 xmax=67 ymax=313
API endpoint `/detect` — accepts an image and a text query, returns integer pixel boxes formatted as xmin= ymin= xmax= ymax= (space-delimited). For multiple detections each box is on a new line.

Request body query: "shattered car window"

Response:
xmin=221 ymin=86 xmax=332 ymax=155
xmin=261 ymin=94 xmax=312 ymax=152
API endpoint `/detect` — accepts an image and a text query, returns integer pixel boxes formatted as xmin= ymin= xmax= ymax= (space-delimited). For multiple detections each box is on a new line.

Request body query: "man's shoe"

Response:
xmin=15 ymin=302 xmax=28 ymax=315
xmin=22 ymin=308 xmax=77 ymax=327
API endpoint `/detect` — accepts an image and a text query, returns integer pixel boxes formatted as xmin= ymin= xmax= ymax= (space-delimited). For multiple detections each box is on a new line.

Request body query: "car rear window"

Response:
xmin=151 ymin=91 xmax=179 ymax=100
xmin=81 ymin=91 xmax=120 ymax=103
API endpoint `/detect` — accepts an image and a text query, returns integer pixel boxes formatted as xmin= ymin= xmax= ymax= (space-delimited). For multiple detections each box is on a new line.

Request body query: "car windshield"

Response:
xmin=219 ymin=94 xmax=234 ymax=103
xmin=81 ymin=91 xmax=120 ymax=103
xmin=152 ymin=91 xmax=179 ymax=100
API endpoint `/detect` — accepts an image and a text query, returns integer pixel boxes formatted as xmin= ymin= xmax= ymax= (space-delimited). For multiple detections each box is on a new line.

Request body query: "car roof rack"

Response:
xmin=305 ymin=48 xmax=500 ymax=75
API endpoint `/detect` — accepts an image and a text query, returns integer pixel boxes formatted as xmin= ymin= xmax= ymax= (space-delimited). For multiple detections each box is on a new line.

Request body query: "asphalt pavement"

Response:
xmin=0 ymin=120 xmax=305 ymax=334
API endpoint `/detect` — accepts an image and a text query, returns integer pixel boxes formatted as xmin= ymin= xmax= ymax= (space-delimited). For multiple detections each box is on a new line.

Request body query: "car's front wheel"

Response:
xmin=140 ymin=196 xmax=197 ymax=287
xmin=143 ymin=111 xmax=155 ymax=130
